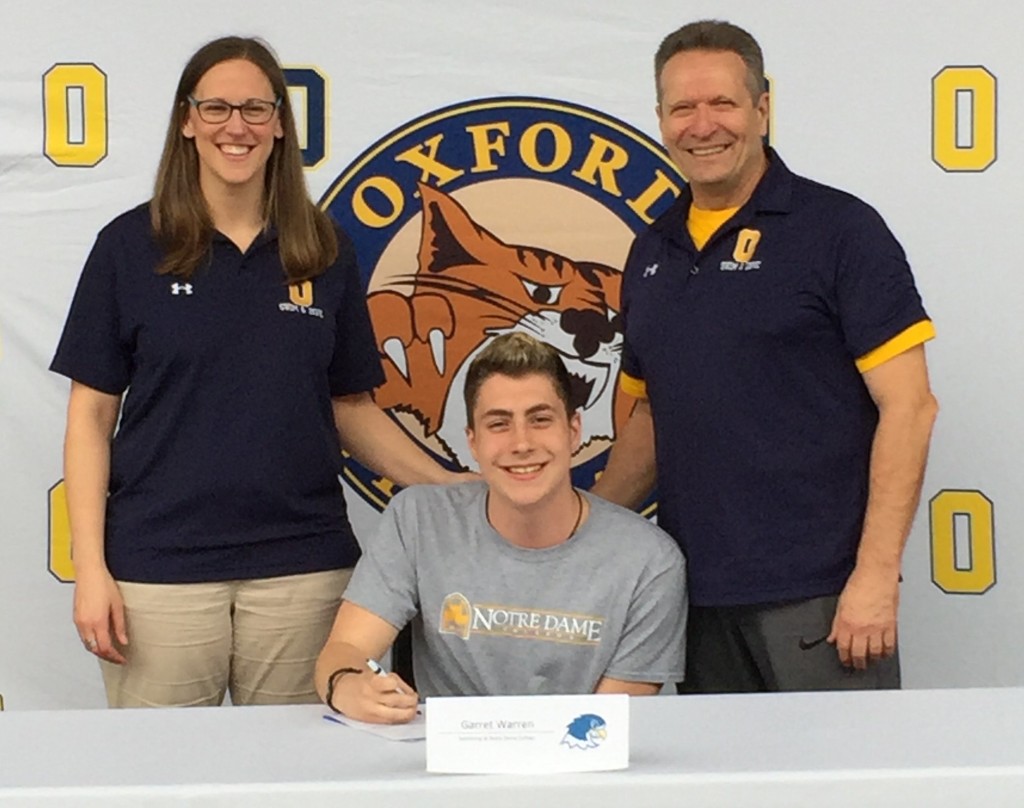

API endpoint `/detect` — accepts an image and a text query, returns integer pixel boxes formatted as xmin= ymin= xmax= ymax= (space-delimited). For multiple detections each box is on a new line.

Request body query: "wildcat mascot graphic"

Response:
xmin=368 ymin=183 xmax=628 ymax=467
xmin=321 ymin=97 xmax=681 ymax=508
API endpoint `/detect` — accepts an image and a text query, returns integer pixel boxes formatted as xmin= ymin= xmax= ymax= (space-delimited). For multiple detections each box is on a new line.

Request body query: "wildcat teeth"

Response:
xmin=561 ymin=356 xmax=610 ymax=411
xmin=428 ymin=328 xmax=446 ymax=376
xmin=382 ymin=337 xmax=409 ymax=380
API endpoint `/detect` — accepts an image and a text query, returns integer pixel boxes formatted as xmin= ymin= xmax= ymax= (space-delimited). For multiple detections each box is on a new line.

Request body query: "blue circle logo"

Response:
xmin=320 ymin=97 xmax=679 ymax=512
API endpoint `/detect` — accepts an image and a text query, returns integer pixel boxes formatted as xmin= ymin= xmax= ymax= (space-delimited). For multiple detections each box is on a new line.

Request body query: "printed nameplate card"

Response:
xmin=426 ymin=693 xmax=629 ymax=773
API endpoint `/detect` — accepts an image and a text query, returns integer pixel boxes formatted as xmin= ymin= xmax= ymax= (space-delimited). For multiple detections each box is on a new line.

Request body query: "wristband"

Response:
xmin=325 ymin=666 xmax=363 ymax=713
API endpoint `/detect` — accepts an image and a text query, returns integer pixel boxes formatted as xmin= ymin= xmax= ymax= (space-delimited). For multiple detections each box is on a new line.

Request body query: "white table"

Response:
xmin=2 ymin=688 xmax=1023 ymax=807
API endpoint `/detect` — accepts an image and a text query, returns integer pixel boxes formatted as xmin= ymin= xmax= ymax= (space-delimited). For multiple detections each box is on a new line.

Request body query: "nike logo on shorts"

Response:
xmin=798 ymin=634 xmax=829 ymax=651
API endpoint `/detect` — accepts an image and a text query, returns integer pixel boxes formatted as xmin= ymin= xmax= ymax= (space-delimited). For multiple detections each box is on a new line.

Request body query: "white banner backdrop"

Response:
xmin=0 ymin=0 xmax=1019 ymax=708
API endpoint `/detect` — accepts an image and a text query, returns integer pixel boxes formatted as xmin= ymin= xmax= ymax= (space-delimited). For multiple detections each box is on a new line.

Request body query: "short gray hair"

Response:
xmin=655 ymin=20 xmax=766 ymax=103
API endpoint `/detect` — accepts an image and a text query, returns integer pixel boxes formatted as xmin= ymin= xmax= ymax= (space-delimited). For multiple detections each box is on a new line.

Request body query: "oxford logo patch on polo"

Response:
xmin=289 ymin=281 xmax=314 ymax=307
xmin=279 ymin=281 xmax=324 ymax=318
xmin=720 ymin=228 xmax=762 ymax=271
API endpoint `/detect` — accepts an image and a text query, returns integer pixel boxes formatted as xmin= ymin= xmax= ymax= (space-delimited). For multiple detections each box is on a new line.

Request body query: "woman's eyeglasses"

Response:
xmin=188 ymin=96 xmax=281 ymax=125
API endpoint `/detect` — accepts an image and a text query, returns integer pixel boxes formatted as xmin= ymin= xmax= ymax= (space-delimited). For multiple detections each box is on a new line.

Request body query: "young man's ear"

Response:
xmin=465 ymin=423 xmax=479 ymax=465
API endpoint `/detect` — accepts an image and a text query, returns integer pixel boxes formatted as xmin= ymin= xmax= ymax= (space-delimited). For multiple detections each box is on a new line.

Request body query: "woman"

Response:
xmin=50 ymin=36 xmax=457 ymax=707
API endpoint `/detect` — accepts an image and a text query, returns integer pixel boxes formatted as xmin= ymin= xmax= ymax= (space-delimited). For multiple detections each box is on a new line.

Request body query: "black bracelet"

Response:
xmin=325 ymin=667 xmax=363 ymax=714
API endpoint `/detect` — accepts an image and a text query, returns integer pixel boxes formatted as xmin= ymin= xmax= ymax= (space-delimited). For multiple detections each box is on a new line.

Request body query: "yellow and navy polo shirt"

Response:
xmin=620 ymin=149 xmax=934 ymax=607
xmin=51 ymin=203 xmax=384 ymax=583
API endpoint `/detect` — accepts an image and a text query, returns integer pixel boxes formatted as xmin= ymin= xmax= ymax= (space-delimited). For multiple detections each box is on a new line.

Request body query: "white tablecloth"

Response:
xmin=2 ymin=687 xmax=1022 ymax=806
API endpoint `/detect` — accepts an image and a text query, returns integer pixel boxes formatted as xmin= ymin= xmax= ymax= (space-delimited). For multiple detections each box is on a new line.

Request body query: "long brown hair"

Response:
xmin=151 ymin=36 xmax=337 ymax=281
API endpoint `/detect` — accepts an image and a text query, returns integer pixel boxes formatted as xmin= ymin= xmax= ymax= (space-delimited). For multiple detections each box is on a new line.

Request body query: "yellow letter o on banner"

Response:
xmin=932 ymin=66 xmax=996 ymax=172
xmin=48 ymin=480 xmax=75 ymax=583
xmin=43 ymin=63 xmax=108 ymax=167
xmin=930 ymin=489 xmax=995 ymax=595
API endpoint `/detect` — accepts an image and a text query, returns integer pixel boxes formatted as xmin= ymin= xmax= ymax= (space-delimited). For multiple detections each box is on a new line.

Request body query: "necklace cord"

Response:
xmin=485 ymin=487 xmax=585 ymax=543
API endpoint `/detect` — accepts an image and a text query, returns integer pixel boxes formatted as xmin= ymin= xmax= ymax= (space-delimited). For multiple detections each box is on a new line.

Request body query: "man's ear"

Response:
xmin=757 ymin=91 xmax=770 ymax=137
xmin=570 ymin=410 xmax=582 ymax=453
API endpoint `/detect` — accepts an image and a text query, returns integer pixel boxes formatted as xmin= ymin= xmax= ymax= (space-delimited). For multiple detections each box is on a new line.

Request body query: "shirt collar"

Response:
xmin=211 ymin=222 xmax=279 ymax=250
xmin=651 ymin=147 xmax=794 ymax=245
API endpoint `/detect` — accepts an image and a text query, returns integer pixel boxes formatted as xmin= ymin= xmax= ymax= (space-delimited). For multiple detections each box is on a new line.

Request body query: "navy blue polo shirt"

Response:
xmin=621 ymin=150 xmax=930 ymax=607
xmin=51 ymin=204 xmax=384 ymax=583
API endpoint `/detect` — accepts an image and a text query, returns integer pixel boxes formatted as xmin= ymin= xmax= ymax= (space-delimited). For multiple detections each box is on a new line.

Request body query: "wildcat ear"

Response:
xmin=417 ymin=183 xmax=508 ymax=274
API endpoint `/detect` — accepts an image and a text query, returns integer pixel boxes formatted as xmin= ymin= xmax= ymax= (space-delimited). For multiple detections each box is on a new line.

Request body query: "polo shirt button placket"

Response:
xmin=691 ymin=264 xmax=700 ymax=275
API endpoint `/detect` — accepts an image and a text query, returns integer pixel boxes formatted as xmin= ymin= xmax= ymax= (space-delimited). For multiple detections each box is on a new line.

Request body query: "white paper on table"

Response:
xmin=322 ymin=709 xmax=426 ymax=742
xmin=426 ymin=693 xmax=629 ymax=773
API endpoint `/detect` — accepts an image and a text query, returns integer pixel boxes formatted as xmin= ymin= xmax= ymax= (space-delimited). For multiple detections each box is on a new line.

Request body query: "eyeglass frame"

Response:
xmin=187 ymin=95 xmax=282 ymax=125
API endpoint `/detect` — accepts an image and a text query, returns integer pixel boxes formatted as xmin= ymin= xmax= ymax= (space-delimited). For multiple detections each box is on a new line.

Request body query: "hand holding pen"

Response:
xmin=331 ymin=658 xmax=419 ymax=725
xmin=366 ymin=659 xmax=409 ymax=694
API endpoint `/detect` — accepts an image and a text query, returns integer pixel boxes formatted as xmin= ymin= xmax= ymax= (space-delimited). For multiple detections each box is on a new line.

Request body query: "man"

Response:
xmin=593 ymin=20 xmax=938 ymax=692
xmin=317 ymin=333 xmax=686 ymax=723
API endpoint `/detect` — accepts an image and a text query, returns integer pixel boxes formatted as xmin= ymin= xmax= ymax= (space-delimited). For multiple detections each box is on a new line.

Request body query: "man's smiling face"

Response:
xmin=657 ymin=48 xmax=769 ymax=209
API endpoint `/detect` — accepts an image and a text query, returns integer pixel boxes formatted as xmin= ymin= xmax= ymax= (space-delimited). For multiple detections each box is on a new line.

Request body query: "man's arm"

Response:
xmin=828 ymin=344 xmax=939 ymax=669
xmin=594 ymin=677 xmax=660 ymax=696
xmin=591 ymin=397 xmax=657 ymax=508
xmin=315 ymin=601 xmax=419 ymax=724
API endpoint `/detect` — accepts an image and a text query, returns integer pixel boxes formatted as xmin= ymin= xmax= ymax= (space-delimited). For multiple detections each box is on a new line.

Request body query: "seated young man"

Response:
xmin=316 ymin=332 xmax=687 ymax=723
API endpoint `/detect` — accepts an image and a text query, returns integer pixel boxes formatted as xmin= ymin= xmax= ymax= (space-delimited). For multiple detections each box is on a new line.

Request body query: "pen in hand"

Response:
xmin=366 ymin=658 xmax=407 ymax=695
xmin=365 ymin=658 xmax=421 ymax=719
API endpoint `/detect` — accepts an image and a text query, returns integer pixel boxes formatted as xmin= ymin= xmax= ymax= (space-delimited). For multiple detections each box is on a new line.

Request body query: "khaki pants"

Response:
xmin=100 ymin=568 xmax=352 ymax=708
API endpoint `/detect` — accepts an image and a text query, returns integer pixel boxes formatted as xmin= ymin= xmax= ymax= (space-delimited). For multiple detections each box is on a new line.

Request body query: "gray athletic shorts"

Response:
xmin=679 ymin=594 xmax=901 ymax=693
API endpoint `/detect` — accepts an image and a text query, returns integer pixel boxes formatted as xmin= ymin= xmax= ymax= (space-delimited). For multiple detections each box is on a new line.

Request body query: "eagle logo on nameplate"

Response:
xmin=561 ymin=713 xmax=608 ymax=749
xmin=320 ymin=97 xmax=680 ymax=513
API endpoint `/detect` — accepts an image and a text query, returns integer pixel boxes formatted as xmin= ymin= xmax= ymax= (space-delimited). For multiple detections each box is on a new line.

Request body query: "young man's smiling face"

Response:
xmin=466 ymin=371 xmax=580 ymax=515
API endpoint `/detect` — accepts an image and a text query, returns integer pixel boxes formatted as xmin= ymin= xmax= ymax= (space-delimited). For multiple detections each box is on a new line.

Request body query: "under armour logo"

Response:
xmin=171 ymin=283 xmax=193 ymax=295
xmin=643 ymin=263 xmax=659 ymax=278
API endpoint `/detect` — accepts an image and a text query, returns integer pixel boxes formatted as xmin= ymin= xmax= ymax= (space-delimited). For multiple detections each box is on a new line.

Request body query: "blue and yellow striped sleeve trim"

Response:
xmin=619 ymin=371 xmax=648 ymax=399
xmin=855 ymin=319 xmax=936 ymax=373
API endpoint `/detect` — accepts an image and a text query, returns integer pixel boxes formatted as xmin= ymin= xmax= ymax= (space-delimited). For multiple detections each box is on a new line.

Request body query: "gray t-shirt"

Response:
xmin=345 ymin=482 xmax=687 ymax=698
